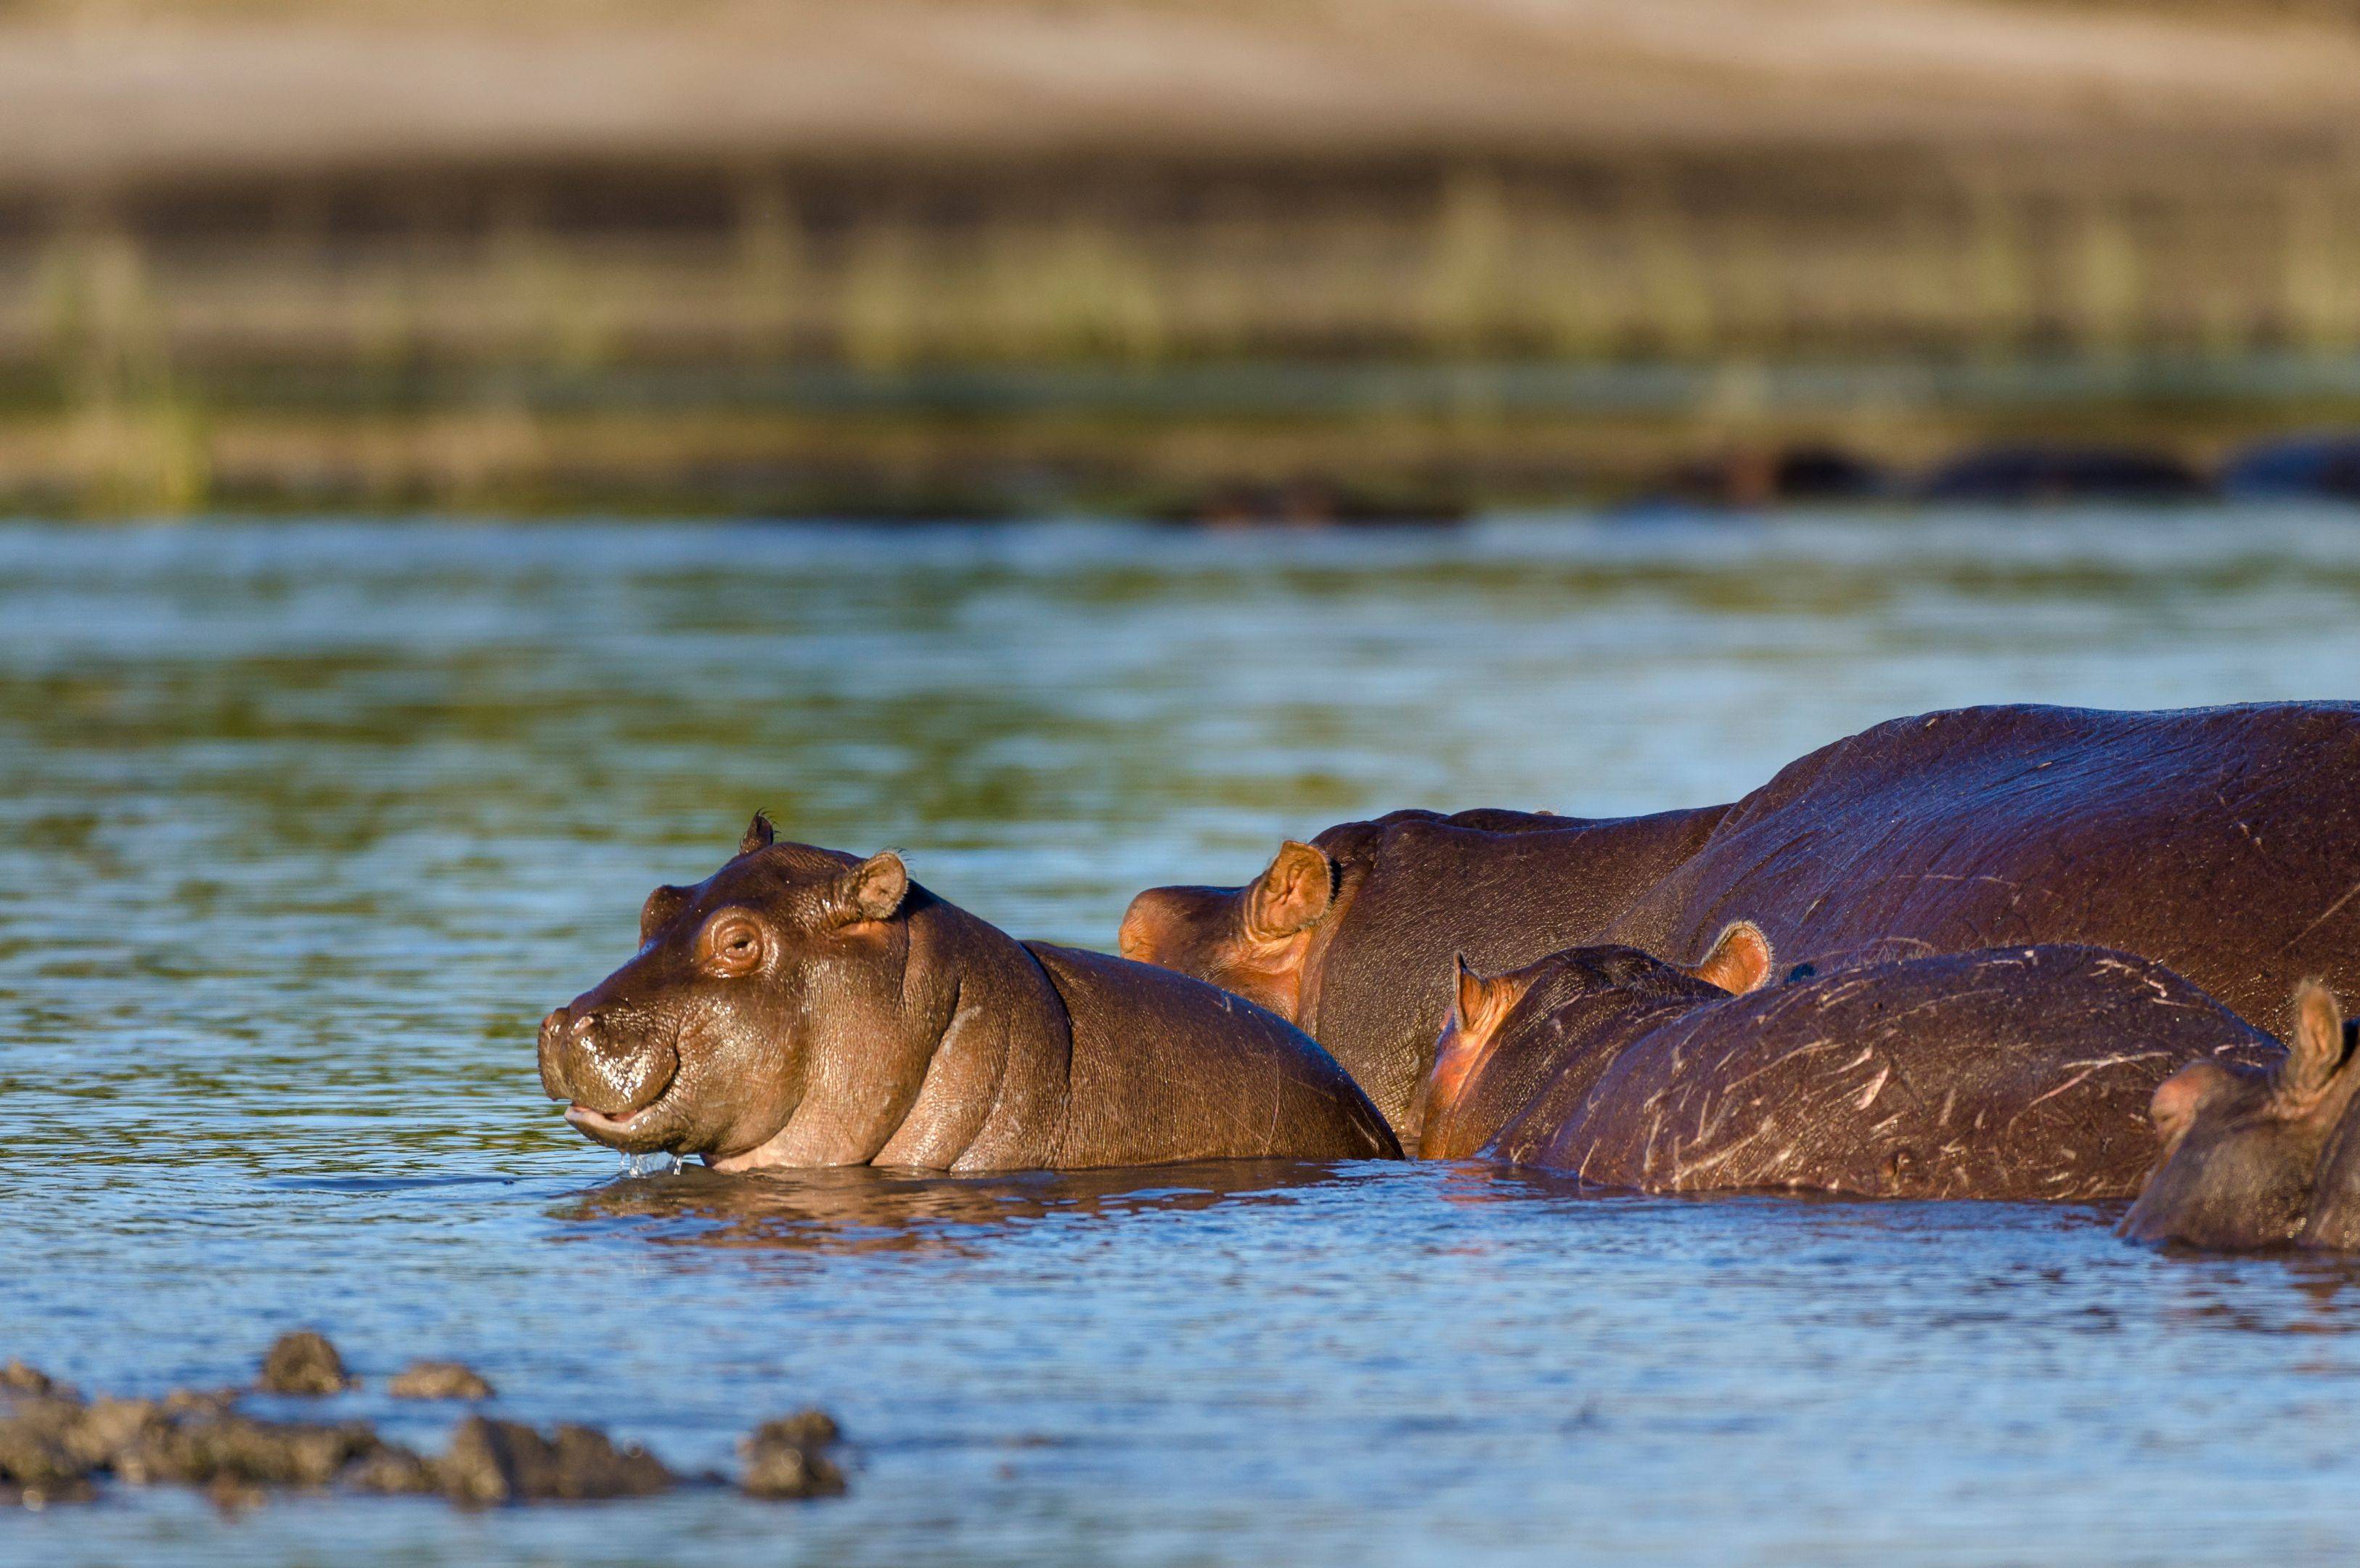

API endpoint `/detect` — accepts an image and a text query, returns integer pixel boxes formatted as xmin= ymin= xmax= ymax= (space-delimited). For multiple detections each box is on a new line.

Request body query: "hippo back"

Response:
xmin=1605 ymin=703 xmax=2360 ymax=1026
xmin=1514 ymin=946 xmax=2283 ymax=1201
xmin=1026 ymin=944 xmax=1400 ymax=1166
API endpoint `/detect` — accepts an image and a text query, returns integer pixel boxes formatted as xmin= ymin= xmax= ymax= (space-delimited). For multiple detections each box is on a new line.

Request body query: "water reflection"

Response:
xmin=560 ymin=1159 xmax=1368 ymax=1258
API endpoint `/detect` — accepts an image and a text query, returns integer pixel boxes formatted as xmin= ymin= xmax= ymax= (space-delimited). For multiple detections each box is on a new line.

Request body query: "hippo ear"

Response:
xmin=739 ymin=811 xmax=777 ymax=857
xmin=836 ymin=852 xmax=909 ymax=924
xmin=2273 ymin=980 xmax=2350 ymax=1108
xmin=1451 ymin=953 xmax=1486 ymax=1029
xmin=1690 ymin=920 xmax=1773 ymax=995
xmin=2150 ymin=1059 xmax=2232 ymax=1141
xmin=1244 ymin=841 xmax=1334 ymax=940
xmin=1449 ymin=954 xmax=1519 ymax=1040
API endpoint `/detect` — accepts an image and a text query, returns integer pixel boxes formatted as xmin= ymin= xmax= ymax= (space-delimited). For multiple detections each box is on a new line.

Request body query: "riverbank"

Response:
xmin=6 ymin=0 xmax=2359 ymax=515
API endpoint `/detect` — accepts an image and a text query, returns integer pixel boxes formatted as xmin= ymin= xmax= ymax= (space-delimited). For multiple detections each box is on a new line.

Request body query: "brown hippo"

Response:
xmin=1417 ymin=942 xmax=2282 ymax=1201
xmin=1117 ymin=804 xmax=1732 ymax=1135
xmin=2118 ymin=982 xmax=2360 ymax=1249
xmin=538 ymin=814 xmax=1399 ymax=1172
xmin=1120 ymin=703 xmax=2360 ymax=1140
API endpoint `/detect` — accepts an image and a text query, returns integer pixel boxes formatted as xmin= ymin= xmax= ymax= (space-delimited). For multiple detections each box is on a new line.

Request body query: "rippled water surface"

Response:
xmin=9 ymin=510 xmax=2360 ymax=1565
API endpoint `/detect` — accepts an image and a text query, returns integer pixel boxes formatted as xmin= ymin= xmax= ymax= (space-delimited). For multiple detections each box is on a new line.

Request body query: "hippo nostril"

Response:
xmin=569 ymin=1012 xmax=599 ymax=1042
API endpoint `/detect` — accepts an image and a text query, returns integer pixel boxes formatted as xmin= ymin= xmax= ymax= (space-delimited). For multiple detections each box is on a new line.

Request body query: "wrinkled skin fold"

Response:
xmin=538 ymin=814 xmax=1399 ymax=1172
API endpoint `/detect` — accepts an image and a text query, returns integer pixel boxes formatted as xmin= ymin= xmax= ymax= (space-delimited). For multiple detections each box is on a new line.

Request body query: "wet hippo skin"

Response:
xmin=539 ymin=814 xmax=1400 ymax=1172
xmin=1601 ymin=703 xmax=2360 ymax=1010
xmin=1121 ymin=703 xmax=2360 ymax=1141
xmin=1421 ymin=944 xmax=2282 ymax=1202
xmin=1118 ymin=805 xmax=1733 ymax=1135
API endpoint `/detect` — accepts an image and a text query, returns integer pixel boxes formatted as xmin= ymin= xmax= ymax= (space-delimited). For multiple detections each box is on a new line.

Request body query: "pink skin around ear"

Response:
xmin=2149 ymin=1061 xmax=2224 ymax=1136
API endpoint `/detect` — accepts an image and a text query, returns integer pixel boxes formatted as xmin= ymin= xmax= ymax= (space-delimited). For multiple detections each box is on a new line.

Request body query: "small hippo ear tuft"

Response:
xmin=840 ymin=851 xmax=910 ymax=923
xmin=739 ymin=810 xmax=777 ymax=857
xmin=2277 ymin=980 xmax=2350 ymax=1107
xmin=1691 ymin=920 xmax=1774 ymax=995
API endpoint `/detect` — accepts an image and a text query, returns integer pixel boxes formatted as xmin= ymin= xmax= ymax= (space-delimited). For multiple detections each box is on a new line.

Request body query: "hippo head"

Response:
xmin=2119 ymin=981 xmax=2360 ymax=1249
xmin=1117 ymin=839 xmax=1338 ymax=1024
xmin=1412 ymin=921 xmax=1773 ymax=1158
xmin=536 ymin=812 xmax=922 ymax=1167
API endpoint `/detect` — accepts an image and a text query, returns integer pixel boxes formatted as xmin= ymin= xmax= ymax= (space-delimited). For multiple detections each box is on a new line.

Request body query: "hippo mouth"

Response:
xmin=560 ymin=1055 xmax=683 ymax=1152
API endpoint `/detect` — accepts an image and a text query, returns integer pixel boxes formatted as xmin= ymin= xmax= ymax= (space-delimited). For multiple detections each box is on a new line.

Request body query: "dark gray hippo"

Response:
xmin=1120 ymin=703 xmax=2360 ymax=1142
xmin=1413 ymin=942 xmax=2281 ymax=1202
xmin=539 ymin=814 xmax=1399 ymax=1172
xmin=2118 ymin=981 xmax=2360 ymax=1249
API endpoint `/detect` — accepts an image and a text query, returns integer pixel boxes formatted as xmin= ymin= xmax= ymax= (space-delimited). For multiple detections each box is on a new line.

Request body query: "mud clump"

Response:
xmin=0 ymin=1360 xmax=75 ymax=1401
xmin=1 ymin=1347 xmax=846 ymax=1510
xmin=388 ymin=1361 xmax=494 ymax=1401
xmin=439 ymin=1416 xmax=674 ymax=1503
xmin=256 ymin=1331 xmax=354 ymax=1395
xmin=739 ymin=1410 xmax=847 ymax=1499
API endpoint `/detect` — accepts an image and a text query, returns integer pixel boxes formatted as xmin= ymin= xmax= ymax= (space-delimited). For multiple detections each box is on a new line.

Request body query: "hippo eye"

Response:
xmin=698 ymin=912 xmax=769 ymax=977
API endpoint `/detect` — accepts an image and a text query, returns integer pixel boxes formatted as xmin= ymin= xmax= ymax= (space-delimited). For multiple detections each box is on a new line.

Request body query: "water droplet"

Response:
xmin=617 ymin=1150 xmax=682 ymax=1178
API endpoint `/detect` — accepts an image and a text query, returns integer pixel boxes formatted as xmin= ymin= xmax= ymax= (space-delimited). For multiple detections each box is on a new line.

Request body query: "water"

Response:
xmin=6 ymin=509 xmax=2360 ymax=1565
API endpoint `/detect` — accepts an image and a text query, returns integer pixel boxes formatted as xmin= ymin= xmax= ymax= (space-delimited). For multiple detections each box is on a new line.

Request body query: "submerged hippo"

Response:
xmin=1118 ymin=804 xmax=1731 ymax=1134
xmin=2118 ymin=982 xmax=2360 ymax=1249
xmin=1120 ymin=703 xmax=2360 ymax=1139
xmin=1416 ymin=942 xmax=2282 ymax=1201
xmin=539 ymin=814 xmax=1399 ymax=1171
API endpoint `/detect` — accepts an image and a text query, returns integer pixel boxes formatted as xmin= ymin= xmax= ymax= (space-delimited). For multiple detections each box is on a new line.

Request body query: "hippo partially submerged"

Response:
xmin=539 ymin=814 xmax=1399 ymax=1171
xmin=1121 ymin=703 xmax=2360 ymax=1139
xmin=1119 ymin=804 xmax=1730 ymax=1133
xmin=2118 ymin=981 xmax=2360 ymax=1249
xmin=1413 ymin=942 xmax=2282 ymax=1201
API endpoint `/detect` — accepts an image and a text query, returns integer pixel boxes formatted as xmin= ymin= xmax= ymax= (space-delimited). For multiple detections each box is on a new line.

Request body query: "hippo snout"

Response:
xmin=536 ymin=1001 xmax=682 ymax=1135
xmin=1119 ymin=886 xmax=1206 ymax=965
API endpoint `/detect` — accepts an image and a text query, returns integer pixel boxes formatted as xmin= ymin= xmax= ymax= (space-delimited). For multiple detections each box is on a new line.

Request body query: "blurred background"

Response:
xmin=7 ymin=0 xmax=2360 ymax=520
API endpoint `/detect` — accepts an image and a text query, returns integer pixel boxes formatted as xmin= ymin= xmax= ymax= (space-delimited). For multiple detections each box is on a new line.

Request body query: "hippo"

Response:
xmin=1120 ymin=703 xmax=2360 ymax=1140
xmin=1118 ymin=804 xmax=1732 ymax=1134
xmin=2118 ymin=981 xmax=2360 ymax=1249
xmin=1417 ymin=942 xmax=2282 ymax=1202
xmin=538 ymin=814 xmax=1400 ymax=1172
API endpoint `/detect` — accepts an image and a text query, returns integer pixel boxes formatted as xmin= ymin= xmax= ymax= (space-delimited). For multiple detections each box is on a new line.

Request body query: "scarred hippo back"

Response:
xmin=1493 ymin=946 xmax=2282 ymax=1201
xmin=1606 ymin=703 xmax=2360 ymax=1026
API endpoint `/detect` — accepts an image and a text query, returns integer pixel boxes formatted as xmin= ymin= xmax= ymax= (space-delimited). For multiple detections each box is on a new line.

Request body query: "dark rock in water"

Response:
xmin=388 ymin=1361 xmax=494 ymax=1401
xmin=2219 ymin=432 xmax=2360 ymax=502
xmin=439 ymin=1416 xmax=674 ymax=1504
xmin=1648 ymin=444 xmax=1890 ymax=510
xmin=0 ymin=1360 xmax=75 ymax=1401
xmin=0 ymin=1405 xmax=93 ymax=1491
xmin=257 ymin=1331 xmax=354 ymax=1395
xmin=739 ymin=1410 xmax=846 ymax=1499
xmin=1 ymin=1352 xmax=695 ymax=1510
xmin=65 ymin=1398 xmax=172 ymax=1470
xmin=115 ymin=1412 xmax=384 ymax=1488
xmin=1916 ymin=444 xmax=2208 ymax=504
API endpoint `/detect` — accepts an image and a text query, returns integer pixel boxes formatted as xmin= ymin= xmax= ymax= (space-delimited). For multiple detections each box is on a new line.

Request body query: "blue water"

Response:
xmin=7 ymin=510 xmax=2360 ymax=1565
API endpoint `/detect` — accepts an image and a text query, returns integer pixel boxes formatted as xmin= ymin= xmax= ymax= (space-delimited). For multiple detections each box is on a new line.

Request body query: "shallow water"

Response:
xmin=7 ymin=509 xmax=2360 ymax=1565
